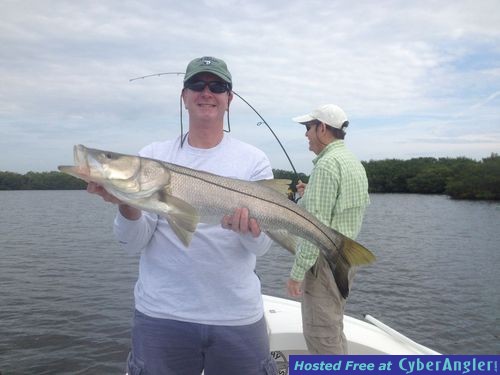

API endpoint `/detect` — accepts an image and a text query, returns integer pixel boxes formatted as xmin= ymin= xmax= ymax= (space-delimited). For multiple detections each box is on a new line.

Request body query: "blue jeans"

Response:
xmin=127 ymin=310 xmax=277 ymax=375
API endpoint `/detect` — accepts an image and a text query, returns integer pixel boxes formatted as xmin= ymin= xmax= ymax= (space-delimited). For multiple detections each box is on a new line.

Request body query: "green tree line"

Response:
xmin=275 ymin=153 xmax=500 ymax=200
xmin=1 ymin=153 xmax=499 ymax=200
xmin=0 ymin=171 xmax=86 ymax=190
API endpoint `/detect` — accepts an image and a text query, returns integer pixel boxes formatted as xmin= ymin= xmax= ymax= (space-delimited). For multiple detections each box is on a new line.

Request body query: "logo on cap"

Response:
xmin=202 ymin=57 xmax=215 ymax=65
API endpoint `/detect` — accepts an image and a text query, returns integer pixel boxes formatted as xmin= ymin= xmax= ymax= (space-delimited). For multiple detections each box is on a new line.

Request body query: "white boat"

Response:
xmin=263 ymin=295 xmax=440 ymax=374
xmin=127 ymin=294 xmax=440 ymax=375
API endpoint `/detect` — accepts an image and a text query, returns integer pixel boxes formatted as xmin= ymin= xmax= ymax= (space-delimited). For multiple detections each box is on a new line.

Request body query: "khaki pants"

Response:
xmin=301 ymin=255 xmax=355 ymax=354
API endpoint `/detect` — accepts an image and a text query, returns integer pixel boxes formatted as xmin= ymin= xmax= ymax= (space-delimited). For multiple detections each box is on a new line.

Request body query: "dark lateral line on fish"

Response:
xmin=167 ymin=164 xmax=339 ymax=251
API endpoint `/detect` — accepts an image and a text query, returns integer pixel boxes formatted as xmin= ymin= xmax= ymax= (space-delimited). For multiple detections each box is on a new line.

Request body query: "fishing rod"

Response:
xmin=129 ymin=72 xmax=185 ymax=81
xmin=129 ymin=72 xmax=299 ymax=180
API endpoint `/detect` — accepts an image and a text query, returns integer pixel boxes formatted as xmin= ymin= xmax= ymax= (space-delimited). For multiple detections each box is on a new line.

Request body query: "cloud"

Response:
xmin=1 ymin=0 xmax=499 ymax=174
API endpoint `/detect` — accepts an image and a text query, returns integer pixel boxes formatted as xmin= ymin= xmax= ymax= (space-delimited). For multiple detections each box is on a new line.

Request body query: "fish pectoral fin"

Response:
xmin=266 ymin=230 xmax=298 ymax=255
xmin=160 ymin=194 xmax=200 ymax=247
xmin=257 ymin=179 xmax=292 ymax=196
xmin=165 ymin=215 xmax=195 ymax=248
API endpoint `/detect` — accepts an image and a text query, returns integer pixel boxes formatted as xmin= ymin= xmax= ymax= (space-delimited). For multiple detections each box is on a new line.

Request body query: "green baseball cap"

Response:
xmin=184 ymin=56 xmax=232 ymax=86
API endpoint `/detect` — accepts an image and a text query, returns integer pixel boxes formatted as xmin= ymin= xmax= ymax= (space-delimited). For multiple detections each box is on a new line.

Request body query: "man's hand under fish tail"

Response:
xmin=287 ymin=278 xmax=303 ymax=298
xmin=221 ymin=208 xmax=261 ymax=237
xmin=87 ymin=182 xmax=141 ymax=220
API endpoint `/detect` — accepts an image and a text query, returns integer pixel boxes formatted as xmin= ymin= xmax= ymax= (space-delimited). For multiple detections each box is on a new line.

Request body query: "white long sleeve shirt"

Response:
xmin=114 ymin=134 xmax=273 ymax=325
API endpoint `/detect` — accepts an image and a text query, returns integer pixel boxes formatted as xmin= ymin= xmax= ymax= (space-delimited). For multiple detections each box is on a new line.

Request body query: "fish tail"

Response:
xmin=332 ymin=258 xmax=351 ymax=299
xmin=325 ymin=237 xmax=376 ymax=299
xmin=341 ymin=237 xmax=376 ymax=266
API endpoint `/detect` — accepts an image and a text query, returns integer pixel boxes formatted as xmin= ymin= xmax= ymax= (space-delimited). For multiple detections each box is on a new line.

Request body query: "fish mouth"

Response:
xmin=57 ymin=145 xmax=92 ymax=180
xmin=74 ymin=144 xmax=112 ymax=180
xmin=73 ymin=144 xmax=92 ymax=175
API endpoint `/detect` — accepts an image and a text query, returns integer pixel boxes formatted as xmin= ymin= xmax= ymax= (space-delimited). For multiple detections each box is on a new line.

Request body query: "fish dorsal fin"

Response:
xmin=257 ymin=179 xmax=292 ymax=196
xmin=266 ymin=230 xmax=298 ymax=255
xmin=157 ymin=191 xmax=200 ymax=247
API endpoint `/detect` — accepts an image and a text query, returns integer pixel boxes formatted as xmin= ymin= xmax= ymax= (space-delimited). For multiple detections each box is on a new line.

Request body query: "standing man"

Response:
xmin=89 ymin=56 xmax=277 ymax=375
xmin=286 ymin=104 xmax=370 ymax=354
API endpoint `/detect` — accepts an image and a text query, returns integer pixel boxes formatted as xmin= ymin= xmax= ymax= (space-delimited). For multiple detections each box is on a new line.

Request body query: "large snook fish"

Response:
xmin=59 ymin=144 xmax=375 ymax=298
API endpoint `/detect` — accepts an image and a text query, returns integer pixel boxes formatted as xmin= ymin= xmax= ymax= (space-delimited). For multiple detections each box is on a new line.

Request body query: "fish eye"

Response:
xmin=105 ymin=153 xmax=113 ymax=159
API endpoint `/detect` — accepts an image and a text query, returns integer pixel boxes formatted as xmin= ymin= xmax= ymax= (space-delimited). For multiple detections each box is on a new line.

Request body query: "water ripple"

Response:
xmin=1 ymin=192 xmax=499 ymax=373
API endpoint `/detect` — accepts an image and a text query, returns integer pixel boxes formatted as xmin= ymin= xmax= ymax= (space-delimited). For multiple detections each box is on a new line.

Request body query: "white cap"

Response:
xmin=292 ymin=104 xmax=349 ymax=130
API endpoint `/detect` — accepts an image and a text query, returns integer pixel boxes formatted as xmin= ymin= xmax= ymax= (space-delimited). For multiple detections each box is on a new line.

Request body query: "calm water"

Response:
xmin=0 ymin=191 xmax=499 ymax=374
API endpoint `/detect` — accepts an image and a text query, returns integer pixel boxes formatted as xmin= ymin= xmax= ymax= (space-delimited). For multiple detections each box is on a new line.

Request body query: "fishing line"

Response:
xmin=130 ymin=72 xmax=298 ymax=179
xmin=231 ymin=91 xmax=298 ymax=178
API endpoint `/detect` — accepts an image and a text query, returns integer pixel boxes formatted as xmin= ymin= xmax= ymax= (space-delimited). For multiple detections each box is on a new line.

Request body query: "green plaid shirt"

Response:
xmin=290 ymin=140 xmax=370 ymax=281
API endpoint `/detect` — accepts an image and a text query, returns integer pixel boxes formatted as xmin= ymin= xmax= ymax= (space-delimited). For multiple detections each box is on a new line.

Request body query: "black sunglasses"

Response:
xmin=305 ymin=121 xmax=321 ymax=131
xmin=184 ymin=80 xmax=230 ymax=94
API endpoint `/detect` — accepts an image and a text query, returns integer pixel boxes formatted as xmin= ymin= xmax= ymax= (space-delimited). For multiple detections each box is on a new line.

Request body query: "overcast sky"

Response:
xmin=1 ymin=0 xmax=499 ymax=174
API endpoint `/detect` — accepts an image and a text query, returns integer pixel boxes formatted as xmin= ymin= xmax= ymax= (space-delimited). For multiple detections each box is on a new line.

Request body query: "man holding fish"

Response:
xmin=87 ymin=57 xmax=278 ymax=375
xmin=61 ymin=57 xmax=376 ymax=372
